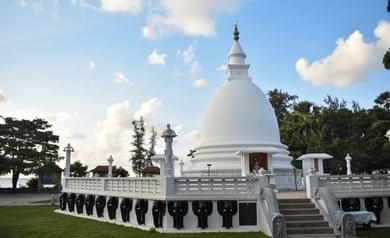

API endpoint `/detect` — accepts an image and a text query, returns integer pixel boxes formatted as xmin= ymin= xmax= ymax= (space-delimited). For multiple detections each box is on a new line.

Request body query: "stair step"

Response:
xmin=286 ymin=220 xmax=329 ymax=228
xmin=287 ymin=235 xmax=337 ymax=238
xmin=284 ymin=214 xmax=324 ymax=221
xmin=280 ymin=203 xmax=315 ymax=209
xmin=280 ymin=208 xmax=320 ymax=215
xmin=287 ymin=227 xmax=334 ymax=235
xmin=278 ymin=199 xmax=311 ymax=203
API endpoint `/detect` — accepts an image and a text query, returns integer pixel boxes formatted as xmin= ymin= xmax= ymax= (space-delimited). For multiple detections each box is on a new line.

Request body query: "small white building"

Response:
xmin=297 ymin=153 xmax=333 ymax=175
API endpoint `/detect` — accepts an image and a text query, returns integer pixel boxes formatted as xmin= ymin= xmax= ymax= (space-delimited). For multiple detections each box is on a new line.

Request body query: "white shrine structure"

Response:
xmin=57 ymin=26 xmax=390 ymax=238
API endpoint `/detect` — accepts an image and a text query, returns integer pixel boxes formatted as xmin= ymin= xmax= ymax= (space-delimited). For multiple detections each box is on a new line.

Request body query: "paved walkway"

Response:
xmin=276 ymin=191 xmax=307 ymax=199
xmin=0 ymin=193 xmax=54 ymax=206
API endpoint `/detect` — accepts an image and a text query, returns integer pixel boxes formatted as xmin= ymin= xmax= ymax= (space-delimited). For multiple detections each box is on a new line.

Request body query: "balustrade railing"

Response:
xmin=317 ymin=174 xmax=390 ymax=195
xmin=174 ymin=176 xmax=259 ymax=194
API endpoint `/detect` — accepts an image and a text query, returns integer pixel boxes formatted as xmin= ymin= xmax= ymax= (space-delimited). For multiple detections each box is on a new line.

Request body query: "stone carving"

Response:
xmin=192 ymin=201 xmax=213 ymax=229
xmin=120 ymin=198 xmax=132 ymax=222
xmin=272 ymin=213 xmax=286 ymax=238
xmin=341 ymin=198 xmax=360 ymax=212
xmin=135 ymin=199 xmax=148 ymax=225
xmin=152 ymin=201 xmax=166 ymax=228
xmin=217 ymin=201 xmax=238 ymax=229
xmin=85 ymin=195 xmax=95 ymax=216
xmin=59 ymin=193 xmax=68 ymax=211
xmin=365 ymin=197 xmax=383 ymax=224
xmin=95 ymin=196 xmax=106 ymax=218
xmin=76 ymin=194 xmax=85 ymax=214
xmin=341 ymin=213 xmax=355 ymax=238
xmin=107 ymin=197 xmax=118 ymax=220
xmin=67 ymin=193 xmax=76 ymax=212
xmin=168 ymin=201 xmax=188 ymax=229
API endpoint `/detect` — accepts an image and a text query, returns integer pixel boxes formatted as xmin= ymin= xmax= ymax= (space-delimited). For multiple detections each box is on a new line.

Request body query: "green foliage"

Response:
xmin=26 ymin=177 xmax=39 ymax=189
xmin=270 ymin=90 xmax=390 ymax=174
xmin=383 ymin=48 xmax=390 ymax=70
xmin=112 ymin=166 xmax=129 ymax=177
xmin=130 ymin=117 xmax=147 ymax=177
xmin=0 ymin=117 xmax=60 ymax=191
xmin=146 ymin=126 xmax=157 ymax=166
xmin=70 ymin=161 xmax=88 ymax=177
xmin=267 ymin=89 xmax=298 ymax=124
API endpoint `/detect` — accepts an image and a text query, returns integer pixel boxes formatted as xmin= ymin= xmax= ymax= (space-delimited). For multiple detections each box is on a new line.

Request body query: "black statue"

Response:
xmin=67 ymin=193 xmax=76 ymax=212
xmin=76 ymin=194 xmax=85 ymax=214
xmin=107 ymin=197 xmax=118 ymax=220
xmin=217 ymin=201 xmax=238 ymax=229
xmin=95 ymin=196 xmax=106 ymax=218
xmin=120 ymin=198 xmax=133 ymax=222
xmin=168 ymin=201 xmax=188 ymax=229
xmin=59 ymin=193 xmax=68 ymax=211
xmin=192 ymin=201 xmax=213 ymax=229
xmin=152 ymin=201 xmax=166 ymax=228
xmin=135 ymin=199 xmax=148 ymax=225
xmin=85 ymin=195 xmax=95 ymax=216
xmin=365 ymin=197 xmax=383 ymax=224
xmin=341 ymin=198 xmax=360 ymax=212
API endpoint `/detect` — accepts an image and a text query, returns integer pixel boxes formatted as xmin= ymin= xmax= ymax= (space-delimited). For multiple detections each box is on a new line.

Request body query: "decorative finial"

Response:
xmin=234 ymin=24 xmax=239 ymax=41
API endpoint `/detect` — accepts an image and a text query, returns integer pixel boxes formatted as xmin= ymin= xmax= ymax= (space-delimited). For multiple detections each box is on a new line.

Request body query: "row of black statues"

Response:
xmin=59 ymin=193 xmax=239 ymax=229
xmin=340 ymin=197 xmax=386 ymax=224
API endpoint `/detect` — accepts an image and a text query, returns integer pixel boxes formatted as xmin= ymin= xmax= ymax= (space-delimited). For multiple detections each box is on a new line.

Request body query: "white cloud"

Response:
xmin=47 ymin=112 xmax=76 ymax=123
xmin=142 ymin=0 xmax=246 ymax=39
xmin=177 ymin=43 xmax=201 ymax=77
xmin=113 ymin=71 xmax=129 ymax=84
xmin=62 ymin=129 xmax=86 ymax=140
xmin=193 ymin=78 xmax=208 ymax=88
xmin=296 ymin=20 xmax=390 ymax=88
xmin=184 ymin=129 xmax=200 ymax=142
xmin=96 ymin=101 xmax=133 ymax=152
xmin=134 ymin=98 xmax=162 ymax=121
xmin=216 ymin=64 xmax=227 ymax=72
xmin=100 ymin=0 xmax=143 ymax=14
xmin=88 ymin=61 xmax=95 ymax=70
xmin=0 ymin=89 xmax=6 ymax=103
xmin=148 ymin=49 xmax=167 ymax=66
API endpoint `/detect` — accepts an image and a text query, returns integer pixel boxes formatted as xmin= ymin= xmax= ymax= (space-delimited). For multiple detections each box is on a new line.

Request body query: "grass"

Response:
xmin=0 ymin=206 xmax=389 ymax=238
xmin=0 ymin=206 xmax=265 ymax=238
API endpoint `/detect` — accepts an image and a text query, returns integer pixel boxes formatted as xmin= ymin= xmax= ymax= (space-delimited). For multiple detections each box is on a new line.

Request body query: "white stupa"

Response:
xmin=184 ymin=25 xmax=293 ymax=177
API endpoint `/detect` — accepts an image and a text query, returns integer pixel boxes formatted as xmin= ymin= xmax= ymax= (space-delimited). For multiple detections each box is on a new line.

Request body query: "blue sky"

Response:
xmin=0 ymin=0 xmax=389 ymax=170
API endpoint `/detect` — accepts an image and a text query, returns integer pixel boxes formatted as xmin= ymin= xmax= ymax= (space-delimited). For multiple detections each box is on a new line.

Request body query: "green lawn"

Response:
xmin=0 ymin=206 xmax=265 ymax=238
xmin=0 ymin=206 xmax=388 ymax=238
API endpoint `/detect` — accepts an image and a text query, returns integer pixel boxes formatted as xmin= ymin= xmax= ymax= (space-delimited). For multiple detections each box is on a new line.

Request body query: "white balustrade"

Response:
xmin=316 ymin=174 xmax=390 ymax=197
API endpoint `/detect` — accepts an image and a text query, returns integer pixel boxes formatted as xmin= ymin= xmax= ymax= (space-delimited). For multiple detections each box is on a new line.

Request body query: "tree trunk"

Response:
xmin=11 ymin=170 xmax=20 ymax=192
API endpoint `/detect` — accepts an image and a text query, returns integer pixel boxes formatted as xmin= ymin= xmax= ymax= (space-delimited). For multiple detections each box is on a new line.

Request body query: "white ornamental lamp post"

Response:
xmin=107 ymin=155 xmax=114 ymax=177
xmin=64 ymin=143 xmax=74 ymax=177
xmin=345 ymin=153 xmax=352 ymax=176
xmin=161 ymin=124 xmax=177 ymax=177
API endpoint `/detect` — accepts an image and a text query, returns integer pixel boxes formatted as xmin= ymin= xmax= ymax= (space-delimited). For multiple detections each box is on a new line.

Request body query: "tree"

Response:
xmin=145 ymin=126 xmax=157 ymax=166
xmin=112 ymin=166 xmax=129 ymax=177
xmin=267 ymin=89 xmax=298 ymax=124
xmin=374 ymin=91 xmax=390 ymax=111
xmin=0 ymin=117 xmax=59 ymax=191
xmin=130 ymin=117 xmax=147 ymax=177
xmin=70 ymin=161 xmax=88 ymax=177
xmin=383 ymin=49 xmax=390 ymax=70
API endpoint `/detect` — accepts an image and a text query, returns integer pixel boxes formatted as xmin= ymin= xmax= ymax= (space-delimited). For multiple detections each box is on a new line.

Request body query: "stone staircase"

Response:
xmin=278 ymin=198 xmax=337 ymax=238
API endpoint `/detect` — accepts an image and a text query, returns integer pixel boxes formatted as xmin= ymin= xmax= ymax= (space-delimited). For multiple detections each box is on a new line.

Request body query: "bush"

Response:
xmin=26 ymin=177 xmax=39 ymax=189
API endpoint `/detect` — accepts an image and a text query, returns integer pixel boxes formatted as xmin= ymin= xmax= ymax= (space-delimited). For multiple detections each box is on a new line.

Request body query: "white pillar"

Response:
xmin=107 ymin=155 xmax=114 ymax=177
xmin=178 ymin=160 xmax=184 ymax=177
xmin=63 ymin=143 xmax=74 ymax=177
xmin=345 ymin=153 xmax=352 ymax=175
xmin=161 ymin=124 xmax=177 ymax=177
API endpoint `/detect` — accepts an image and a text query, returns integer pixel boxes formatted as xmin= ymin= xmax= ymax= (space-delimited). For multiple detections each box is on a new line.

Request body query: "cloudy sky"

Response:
xmin=0 ymin=0 xmax=389 ymax=173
